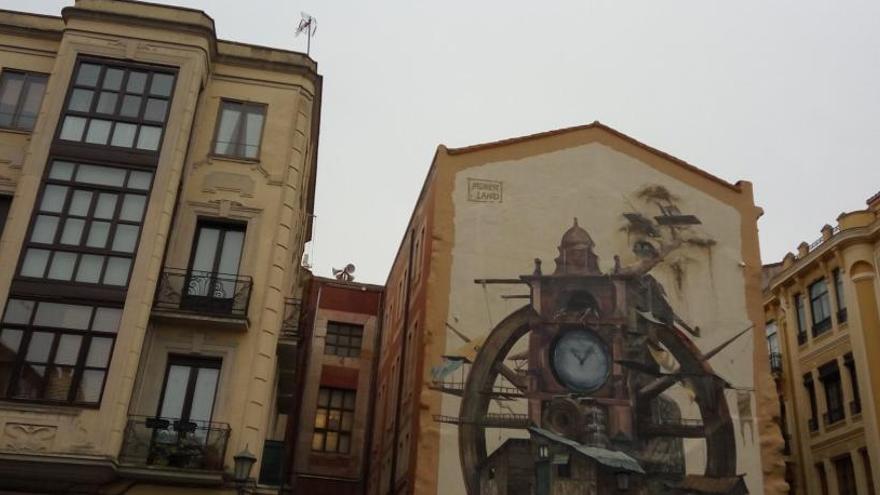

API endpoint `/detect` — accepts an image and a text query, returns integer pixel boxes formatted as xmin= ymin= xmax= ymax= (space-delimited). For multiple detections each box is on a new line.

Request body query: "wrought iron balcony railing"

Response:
xmin=769 ymin=352 xmax=783 ymax=374
xmin=119 ymin=416 xmax=230 ymax=471
xmin=154 ymin=268 xmax=252 ymax=318
xmin=281 ymin=298 xmax=302 ymax=340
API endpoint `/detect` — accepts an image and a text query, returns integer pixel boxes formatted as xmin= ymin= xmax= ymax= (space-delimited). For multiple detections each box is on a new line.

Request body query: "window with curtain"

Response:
xmin=0 ymin=70 xmax=47 ymax=131
xmin=212 ymin=100 xmax=266 ymax=159
xmin=18 ymin=160 xmax=152 ymax=288
xmin=0 ymin=298 xmax=120 ymax=405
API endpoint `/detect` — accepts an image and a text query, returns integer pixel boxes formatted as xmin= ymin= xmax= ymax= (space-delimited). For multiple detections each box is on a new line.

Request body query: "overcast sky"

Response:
xmin=5 ymin=0 xmax=879 ymax=284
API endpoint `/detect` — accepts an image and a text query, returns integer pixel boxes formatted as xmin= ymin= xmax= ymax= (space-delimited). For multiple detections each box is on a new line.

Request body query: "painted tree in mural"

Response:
xmin=432 ymin=185 xmax=750 ymax=495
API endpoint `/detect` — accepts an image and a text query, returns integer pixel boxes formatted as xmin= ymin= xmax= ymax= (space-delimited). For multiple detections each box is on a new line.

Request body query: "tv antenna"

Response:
xmin=296 ymin=12 xmax=317 ymax=56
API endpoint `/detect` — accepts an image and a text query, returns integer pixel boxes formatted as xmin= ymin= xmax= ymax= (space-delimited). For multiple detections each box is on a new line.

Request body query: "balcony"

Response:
xmin=823 ymin=408 xmax=845 ymax=426
xmin=769 ymin=352 xmax=783 ymax=374
xmin=152 ymin=268 xmax=252 ymax=329
xmin=118 ymin=416 xmax=230 ymax=483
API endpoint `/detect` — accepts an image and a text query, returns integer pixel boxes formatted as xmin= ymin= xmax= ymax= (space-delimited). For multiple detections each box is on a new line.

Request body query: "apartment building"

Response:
xmin=0 ymin=1 xmax=321 ymax=493
xmin=368 ymin=122 xmax=785 ymax=495
xmin=764 ymin=192 xmax=880 ymax=495
xmin=289 ymin=274 xmax=383 ymax=494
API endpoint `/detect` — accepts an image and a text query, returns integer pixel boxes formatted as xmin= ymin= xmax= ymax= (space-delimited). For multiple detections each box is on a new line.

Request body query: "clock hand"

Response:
xmin=570 ymin=348 xmax=588 ymax=365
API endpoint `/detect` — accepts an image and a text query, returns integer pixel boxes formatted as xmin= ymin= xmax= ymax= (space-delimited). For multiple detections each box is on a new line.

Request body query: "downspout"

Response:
xmin=388 ymin=229 xmax=416 ymax=494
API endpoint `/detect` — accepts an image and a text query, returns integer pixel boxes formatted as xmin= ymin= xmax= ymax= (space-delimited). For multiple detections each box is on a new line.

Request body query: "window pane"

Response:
xmin=159 ymin=365 xmax=190 ymax=418
xmin=0 ymin=72 xmax=24 ymax=126
xmin=217 ymin=229 xmax=243 ymax=275
xmin=325 ymin=432 xmax=338 ymax=452
xmin=3 ymin=299 xmax=34 ymax=324
xmin=150 ymin=73 xmax=174 ymax=96
xmin=103 ymin=257 xmax=130 ymax=286
xmin=312 ymin=432 xmax=324 ymax=451
xmin=47 ymin=251 xmax=77 ymax=280
xmin=128 ymin=171 xmax=153 ymax=190
xmin=75 ymin=254 xmax=104 ymax=283
xmin=191 ymin=227 xmax=220 ymax=273
xmin=59 ymin=116 xmax=87 ymax=141
xmin=326 ymin=333 xmax=337 ymax=344
xmin=76 ymin=63 xmax=101 ymax=87
xmin=330 ymin=391 xmax=343 ymax=408
xmin=126 ymin=72 xmax=147 ymax=93
xmin=86 ymin=221 xmax=110 ymax=248
xmin=60 ymin=218 xmax=86 ymax=245
xmin=31 ymin=215 xmax=59 ymax=243
xmin=136 ymin=125 xmax=161 ymax=150
xmin=45 ymin=366 xmax=75 ymax=401
xmin=77 ymin=164 xmax=126 ymax=187
xmin=77 ymin=369 xmax=105 ymax=403
xmin=119 ymin=194 xmax=146 ymax=222
xmin=103 ymin=68 xmax=124 ymax=90
xmin=0 ymin=328 xmax=24 ymax=357
xmin=65 ymin=190 xmax=92 ymax=217
xmin=15 ymin=364 xmax=45 ymax=399
xmin=33 ymin=302 xmax=92 ymax=330
xmin=144 ymin=98 xmax=167 ymax=122
xmin=54 ymin=334 xmax=82 ymax=365
xmin=86 ymin=337 xmax=113 ymax=368
xmin=95 ymin=91 xmax=118 ymax=114
xmin=68 ymin=88 xmax=94 ymax=112
xmin=112 ymin=224 xmax=139 ymax=253
xmin=20 ymin=249 xmax=50 ymax=277
xmin=344 ymin=391 xmax=356 ymax=410
xmin=189 ymin=367 xmax=219 ymax=423
xmin=91 ymin=308 xmax=121 ymax=333
xmin=40 ymin=185 xmax=68 ymax=213
xmin=314 ymin=409 xmax=327 ymax=428
xmin=317 ymin=388 xmax=329 ymax=406
xmin=214 ymin=105 xmax=241 ymax=155
xmin=94 ymin=193 xmax=118 ymax=219
xmin=18 ymin=76 xmax=46 ymax=130
xmin=244 ymin=110 xmax=264 ymax=158
xmin=49 ymin=161 xmax=75 ymax=181
xmin=110 ymin=122 xmax=136 ymax=147
xmin=120 ymin=94 xmax=141 ymax=117
xmin=341 ymin=411 xmax=354 ymax=431
xmin=25 ymin=331 xmax=53 ymax=362
xmin=84 ymin=119 xmax=112 ymax=145
xmin=327 ymin=410 xmax=341 ymax=429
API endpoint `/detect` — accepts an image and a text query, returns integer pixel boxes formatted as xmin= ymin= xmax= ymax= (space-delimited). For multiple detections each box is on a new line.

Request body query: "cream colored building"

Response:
xmin=764 ymin=192 xmax=880 ymax=495
xmin=0 ymin=1 xmax=320 ymax=493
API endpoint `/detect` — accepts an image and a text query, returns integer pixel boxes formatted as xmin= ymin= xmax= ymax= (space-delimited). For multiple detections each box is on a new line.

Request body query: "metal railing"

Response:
xmin=808 ymin=225 xmax=841 ymax=252
xmin=154 ymin=268 xmax=252 ymax=318
xmin=119 ymin=416 xmax=230 ymax=471
xmin=769 ymin=352 xmax=783 ymax=374
xmin=281 ymin=298 xmax=302 ymax=340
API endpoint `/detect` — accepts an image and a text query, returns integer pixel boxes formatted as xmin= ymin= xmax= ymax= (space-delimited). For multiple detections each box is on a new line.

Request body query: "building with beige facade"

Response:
xmin=0 ymin=1 xmax=321 ymax=493
xmin=763 ymin=191 xmax=880 ymax=495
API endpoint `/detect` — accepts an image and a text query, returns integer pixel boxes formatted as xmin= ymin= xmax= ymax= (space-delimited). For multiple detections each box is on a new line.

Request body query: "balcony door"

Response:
xmin=184 ymin=221 xmax=244 ymax=313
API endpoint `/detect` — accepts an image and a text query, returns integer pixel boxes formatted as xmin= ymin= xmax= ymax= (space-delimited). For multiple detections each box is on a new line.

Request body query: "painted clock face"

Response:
xmin=551 ymin=328 xmax=610 ymax=392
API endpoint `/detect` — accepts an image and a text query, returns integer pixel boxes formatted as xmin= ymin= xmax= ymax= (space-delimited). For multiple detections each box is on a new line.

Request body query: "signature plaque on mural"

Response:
xmin=467 ymin=178 xmax=502 ymax=203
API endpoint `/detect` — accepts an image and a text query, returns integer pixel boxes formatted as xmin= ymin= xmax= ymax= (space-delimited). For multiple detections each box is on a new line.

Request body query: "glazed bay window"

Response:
xmin=18 ymin=160 xmax=151 ymax=288
xmin=312 ymin=387 xmax=355 ymax=454
xmin=58 ymin=59 xmax=174 ymax=151
xmin=0 ymin=298 xmax=120 ymax=405
xmin=212 ymin=100 xmax=265 ymax=159
xmin=809 ymin=278 xmax=832 ymax=336
xmin=325 ymin=322 xmax=364 ymax=358
xmin=0 ymin=70 xmax=47 ymax=131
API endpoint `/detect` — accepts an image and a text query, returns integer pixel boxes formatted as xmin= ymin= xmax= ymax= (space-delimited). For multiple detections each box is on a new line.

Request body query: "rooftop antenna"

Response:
xmin=295 ymin=12 xmax=317 ymax=56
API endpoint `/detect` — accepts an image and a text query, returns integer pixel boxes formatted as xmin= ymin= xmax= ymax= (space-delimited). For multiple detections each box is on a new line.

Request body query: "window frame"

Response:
xmin=311 ymin=386 xmax=356 ymax=454
xmin=0 ymin=298 xmax=120 ymax=407
xmin=53 ymin=57 xmax=177 ymax=166
xmin=210 ymin=99 xmax=268 ymax=161
xmin=14 ymin=159 xmax=154 ymax=297
xmin=0 ymin=69 xmax=48 ymax=132
xmin=155 ymin=354 xmax=222 ymax=423
xmin=186 ymin=219 xmax=247 ymax=277
xmin=809 ymin=278 xmax=832 ymax=335
xmin=324 ymin=321 xmax=364 ymax=358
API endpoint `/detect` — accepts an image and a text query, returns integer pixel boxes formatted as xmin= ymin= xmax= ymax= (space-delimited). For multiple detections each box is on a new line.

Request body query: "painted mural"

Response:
xmin=430 ymin=141 xmax=762 ymax=495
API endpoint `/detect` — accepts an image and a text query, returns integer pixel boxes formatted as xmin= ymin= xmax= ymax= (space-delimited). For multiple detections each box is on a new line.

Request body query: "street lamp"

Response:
xmin=233 ymin=445 xmax=257 ymax=494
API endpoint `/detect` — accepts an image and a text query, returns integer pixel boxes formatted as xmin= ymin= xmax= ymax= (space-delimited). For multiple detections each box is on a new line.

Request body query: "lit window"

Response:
xmin=312 ymin=387 xmax=355 ymax=453
xmin=212 ymin=100 xmax=266 ymax=159
xmin=0 ymin=298 xmax=120 ymax=405
xmin=0 ymin=70 xmax=47 ymax=131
